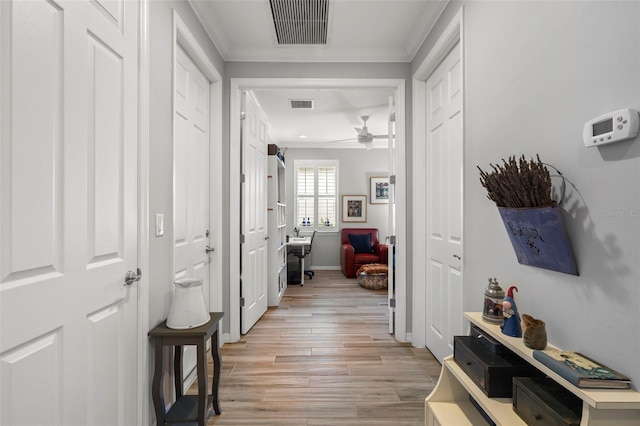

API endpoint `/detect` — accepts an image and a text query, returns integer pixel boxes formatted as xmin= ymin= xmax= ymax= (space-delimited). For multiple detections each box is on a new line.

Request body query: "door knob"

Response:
xmin=206 ymin=246 xmax=215 ymax=253
xmin=124 ymin=268 xmax=142 ymax=286
xmin=453 ymin=254 xmax=461 ymax=260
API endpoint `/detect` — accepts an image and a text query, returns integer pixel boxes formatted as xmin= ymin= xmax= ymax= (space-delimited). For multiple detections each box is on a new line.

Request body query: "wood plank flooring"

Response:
xmin=193 ymin=270 xmax=442 ymax=425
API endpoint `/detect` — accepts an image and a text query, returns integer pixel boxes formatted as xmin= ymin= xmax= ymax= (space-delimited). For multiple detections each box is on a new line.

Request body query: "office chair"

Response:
xmin=291 ymin=231 xmax=316 ymax=283
xmin=303 ymin=231 xmax=316 ymax=279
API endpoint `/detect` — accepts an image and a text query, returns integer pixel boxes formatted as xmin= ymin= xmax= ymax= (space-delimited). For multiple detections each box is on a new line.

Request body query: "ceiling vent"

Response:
xmin=269 ymin=0 xmax=329 ymax=45
xmin=290 ymin=99 xmax=314 ymax=109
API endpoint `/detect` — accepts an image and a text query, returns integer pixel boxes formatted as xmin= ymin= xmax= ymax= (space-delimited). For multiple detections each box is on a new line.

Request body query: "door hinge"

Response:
xmin=389 ymin=235 xmax=396 ymax=245
xmin=240 ymin=297 xmax=245 ymax=307
xmin=240 ymin=110 xmax=246 ymax=120
xmin=389 ymin=175 xmax=396 ymax=185
xmin=389 ymin=112 xmax=396 ymax=122
xmin=241 ymin=173 xmax=246 ymax=183
xmin=240 ymin=234 xmax=245 ymax=244
xmin=389 ymin=298 xmax=396 ymax=308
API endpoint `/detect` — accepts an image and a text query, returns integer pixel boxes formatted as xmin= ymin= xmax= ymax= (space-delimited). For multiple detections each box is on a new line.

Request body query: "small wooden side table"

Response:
xmin=148 ymin=312 xmax=224 ymax=425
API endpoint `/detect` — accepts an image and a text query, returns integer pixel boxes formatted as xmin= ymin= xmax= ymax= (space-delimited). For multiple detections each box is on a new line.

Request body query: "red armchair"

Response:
xmin=340 ymin=228 xmax=388 ymax=278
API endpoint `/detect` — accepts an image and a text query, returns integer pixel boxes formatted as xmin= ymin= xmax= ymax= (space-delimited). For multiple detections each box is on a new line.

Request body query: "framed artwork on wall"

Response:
xmin=370 ymin=176 xmax=390 ymax=204
xmin=342 ymin=195 xmax=367 ymax=222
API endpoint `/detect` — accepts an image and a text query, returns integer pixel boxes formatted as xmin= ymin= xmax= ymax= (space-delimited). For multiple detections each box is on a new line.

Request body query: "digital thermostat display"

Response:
xmin=583 ymin=109 xmax=640 ymax=147
xmin=592 ymin=119 xmax=613 ymax=136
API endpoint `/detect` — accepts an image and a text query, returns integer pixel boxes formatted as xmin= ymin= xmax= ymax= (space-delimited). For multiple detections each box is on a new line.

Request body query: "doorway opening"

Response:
xmin=228 ymin=78 xmax=407 ymax=344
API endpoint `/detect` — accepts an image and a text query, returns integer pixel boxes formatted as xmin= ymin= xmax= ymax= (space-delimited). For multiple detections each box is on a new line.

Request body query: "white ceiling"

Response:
xmin=251 ymin=86 xmax=396 ymax=148
xmin=189 ymin=0 xmax=448 ymax=147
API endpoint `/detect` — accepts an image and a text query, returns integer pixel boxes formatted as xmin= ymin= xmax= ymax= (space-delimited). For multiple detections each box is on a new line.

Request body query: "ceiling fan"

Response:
xmin=354 ymin=115 xmax=389 ymax=144
xmin=328 ymin=115 xmax=391 ymax=149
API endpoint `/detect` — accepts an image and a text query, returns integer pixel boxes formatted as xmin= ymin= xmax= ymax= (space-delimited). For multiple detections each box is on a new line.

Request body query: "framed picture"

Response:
xmin=370 ymin=176 xmax=390 ymax=204
xmin=342 ymin=195 xmax=367 ymax=222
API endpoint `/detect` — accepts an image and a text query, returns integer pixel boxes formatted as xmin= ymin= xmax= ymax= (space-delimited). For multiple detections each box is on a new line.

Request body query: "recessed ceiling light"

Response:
xmin=298 ymin=134 xmax=308 ymax=139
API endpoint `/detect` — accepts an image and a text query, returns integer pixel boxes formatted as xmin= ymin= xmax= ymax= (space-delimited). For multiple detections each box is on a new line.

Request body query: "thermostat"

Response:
xmin=583 ymin=108 xmax=640 ymax=147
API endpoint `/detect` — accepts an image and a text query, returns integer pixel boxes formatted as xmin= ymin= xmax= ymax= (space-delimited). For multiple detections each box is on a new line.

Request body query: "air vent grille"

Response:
xmin=269 ymin=0 xmax=329 ymax=45
xmin=290 ymin=99 xmax=314 ymax=109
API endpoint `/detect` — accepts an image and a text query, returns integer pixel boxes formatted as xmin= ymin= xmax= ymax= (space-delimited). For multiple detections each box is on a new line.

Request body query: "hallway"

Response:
xmin=192 ymin=270 xmax=441 ymax=425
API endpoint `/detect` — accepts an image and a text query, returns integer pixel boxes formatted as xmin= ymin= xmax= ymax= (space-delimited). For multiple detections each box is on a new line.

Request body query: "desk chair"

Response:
xmin=290 ymin=231 xmax=316 ymax=284
xmin=302 ymin=231 xmax=316 ymax=279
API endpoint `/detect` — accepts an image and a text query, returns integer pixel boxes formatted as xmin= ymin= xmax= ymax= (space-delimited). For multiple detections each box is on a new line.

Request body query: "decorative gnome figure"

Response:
xmin=501 ymin=286 xmax=522 ymax=337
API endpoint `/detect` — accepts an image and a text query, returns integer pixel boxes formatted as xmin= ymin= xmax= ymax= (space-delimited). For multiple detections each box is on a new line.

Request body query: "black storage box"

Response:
xmin=469 ymin=323 xmax=509 ymax=355
xmin=513 ymin=377 xmax=582 ymax=426
xmin=454 ymin=336 xmax=540 ymax=398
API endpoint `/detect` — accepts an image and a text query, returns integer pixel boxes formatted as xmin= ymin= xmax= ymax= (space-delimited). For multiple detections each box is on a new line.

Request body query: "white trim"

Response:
xmin=411 ymin=7 xmax=464 ymax=349
xmin=393 ymin=80 xmax=407 ymax=342
xmin=172 ymin=9 xmax=225 ymax=335
xmin=230 ymin=78 xmax=406 ymax=343
xmin=136 ymin=1 xmax=150 ymax=425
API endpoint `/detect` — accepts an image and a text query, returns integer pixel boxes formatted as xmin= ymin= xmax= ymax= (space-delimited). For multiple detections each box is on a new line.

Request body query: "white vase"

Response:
xmin=167 ymin=277 xmax=210 ymax=329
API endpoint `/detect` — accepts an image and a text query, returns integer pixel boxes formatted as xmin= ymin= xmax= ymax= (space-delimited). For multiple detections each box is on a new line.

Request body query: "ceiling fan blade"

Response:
xmin=326 ymin=137 xmax=358 ymax=143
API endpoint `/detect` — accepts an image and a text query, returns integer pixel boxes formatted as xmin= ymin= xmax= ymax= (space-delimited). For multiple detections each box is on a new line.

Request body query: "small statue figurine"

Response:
xmin=501 ymin=286 xmax=522 ymax=337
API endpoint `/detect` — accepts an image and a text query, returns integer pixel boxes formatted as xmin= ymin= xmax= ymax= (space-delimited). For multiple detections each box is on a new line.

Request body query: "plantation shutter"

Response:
xmin=295 ymin=162 xmax=338 ymax=229
xmin=296 ymin=166 xmax=315 ymax=226
xmin=317 ymin=166 xmax=336 ymax=227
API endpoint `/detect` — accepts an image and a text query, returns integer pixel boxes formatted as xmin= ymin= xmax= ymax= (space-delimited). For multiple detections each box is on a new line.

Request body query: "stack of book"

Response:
xmin=532 ymin=349 xmax=631 ymax=389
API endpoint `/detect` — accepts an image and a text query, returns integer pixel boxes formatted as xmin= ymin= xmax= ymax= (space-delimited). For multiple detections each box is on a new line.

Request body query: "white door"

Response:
xmin=173 ymin=44 xmax=211 ymax=384
xmin=240 ymin=92 xmax=268 ymax=334
xmin=0 ymin=1 xmax=140 ymax=425
xmin=425 ymin=42 xmax=464 ymax=362
xmin=387 ymin=97 xmax=396 ymax=334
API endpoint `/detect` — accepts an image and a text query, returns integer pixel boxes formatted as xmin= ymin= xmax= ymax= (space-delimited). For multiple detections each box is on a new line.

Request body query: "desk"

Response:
xmin=148 ymin=312 xmax=224 ymax=425
xmin=287 ymin=237 xmax=311 ymax=285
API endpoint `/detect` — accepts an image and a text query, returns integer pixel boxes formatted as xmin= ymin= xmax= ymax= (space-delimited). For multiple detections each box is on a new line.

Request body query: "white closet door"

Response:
xmin=240 ymin=92 xmax=268 ymax=334
xmin=173 ymin=44 xmax=211 ymax=384
xmin=0 ymin=1 xmax=140 ymax=424
xmin=425 ymin=42 xmax=464 ymax=363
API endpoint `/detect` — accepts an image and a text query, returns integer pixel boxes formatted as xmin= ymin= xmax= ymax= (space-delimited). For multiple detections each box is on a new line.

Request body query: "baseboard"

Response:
xmin=308 ymin=265 xmax=340 ymax=270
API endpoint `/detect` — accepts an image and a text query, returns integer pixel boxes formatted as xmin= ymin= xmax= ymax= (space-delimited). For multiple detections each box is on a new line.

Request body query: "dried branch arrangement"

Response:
xmin=477 ymin=155 xmax=554 ymax=208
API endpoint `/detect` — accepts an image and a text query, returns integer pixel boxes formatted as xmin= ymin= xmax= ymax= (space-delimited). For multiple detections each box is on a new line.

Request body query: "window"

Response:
xmin=295 ymin=160 xmax=338 ymax=231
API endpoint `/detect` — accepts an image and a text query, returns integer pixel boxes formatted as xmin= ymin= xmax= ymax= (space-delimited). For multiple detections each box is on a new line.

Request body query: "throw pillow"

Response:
xmin=348 ymin=233 xmax=373 ymax=254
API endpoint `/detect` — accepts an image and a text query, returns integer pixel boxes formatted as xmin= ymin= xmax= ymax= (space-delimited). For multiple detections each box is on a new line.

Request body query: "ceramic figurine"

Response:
xmin=501 ymin=286 xmax=522 ymax=337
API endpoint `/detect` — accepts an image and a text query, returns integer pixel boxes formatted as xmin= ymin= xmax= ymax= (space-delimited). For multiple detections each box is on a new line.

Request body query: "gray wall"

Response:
xmin=414 ymin=1 xmax=640 ymax=386
xmin=284 ymin=148 xmax=390 ymax=268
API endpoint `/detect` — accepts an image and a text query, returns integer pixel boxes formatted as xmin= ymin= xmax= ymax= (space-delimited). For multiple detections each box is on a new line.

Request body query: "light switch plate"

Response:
xmin=155 ymin=214 xmax=164 ymax=237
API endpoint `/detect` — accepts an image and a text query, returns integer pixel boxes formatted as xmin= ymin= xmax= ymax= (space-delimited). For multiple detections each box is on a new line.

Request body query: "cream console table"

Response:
xmin=425 ymin=312 xmax=640 ymax=426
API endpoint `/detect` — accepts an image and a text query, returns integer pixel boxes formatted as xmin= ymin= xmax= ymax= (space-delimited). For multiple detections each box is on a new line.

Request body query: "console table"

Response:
xmin=149 ymin=312 xmax=224 ymax=425
xmin=425 ymin=312 xmax=640 ymax=425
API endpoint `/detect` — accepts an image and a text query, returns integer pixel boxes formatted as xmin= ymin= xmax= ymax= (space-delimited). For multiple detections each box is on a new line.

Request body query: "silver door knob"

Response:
xmin=124 ymin=268 xmax=142 ymax=286
xmin=206 ymin=246 xmax=215 ymax=253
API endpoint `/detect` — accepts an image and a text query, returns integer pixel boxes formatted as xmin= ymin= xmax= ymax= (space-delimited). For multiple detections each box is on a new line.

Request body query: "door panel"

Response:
xmin=241 ymin=92 xmax=268 ymax=334
xmin=425 ymin=42 xmax=464 ymax=363
xmin=1 ymin=1 xmax=139 ymax=424
xmin=173 ymin=44 xmax=211 ymax=385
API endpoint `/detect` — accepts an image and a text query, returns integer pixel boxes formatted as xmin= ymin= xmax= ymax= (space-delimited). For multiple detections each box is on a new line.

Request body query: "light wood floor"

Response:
xmin=195 ymin=270 xmax=442 ymax=425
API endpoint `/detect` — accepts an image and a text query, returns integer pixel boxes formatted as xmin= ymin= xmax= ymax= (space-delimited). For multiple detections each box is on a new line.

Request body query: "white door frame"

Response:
xmin=137 ymin=1 xmax=150 ymax=424
xmin=411 ymin=7 xmax=464 ymax=349
xmin=229 ymin=78 xmax=407 ymax=343
xmin=172 ymin=11 xmax=224 ymax=320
